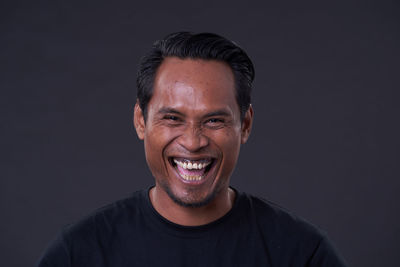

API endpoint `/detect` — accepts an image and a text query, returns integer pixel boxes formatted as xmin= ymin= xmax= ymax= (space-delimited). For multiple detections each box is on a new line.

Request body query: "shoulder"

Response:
xmin=63 ymin=189 xmax=146 ymax=238
xmin=37 ymin=190 xmax=147 ymax=266
xmin=240 ymin=192 xmax=323 ymax=237
xmin=236 ymin=192 xmax=348 ymax=266
xmin=237 ymin=192 xmax=325 ymax=250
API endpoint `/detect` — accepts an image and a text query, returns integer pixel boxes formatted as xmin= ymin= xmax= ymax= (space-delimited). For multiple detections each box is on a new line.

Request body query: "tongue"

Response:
xmin=177 ymin=165 xmax=206 ymax=176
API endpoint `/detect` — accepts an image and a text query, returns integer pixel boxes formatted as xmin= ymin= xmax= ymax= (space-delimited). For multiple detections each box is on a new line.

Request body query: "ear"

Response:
xmin=240 ymin=104 xmax=254 ymax=144
xmin=134 ymin=100 xmax=145 ymax=140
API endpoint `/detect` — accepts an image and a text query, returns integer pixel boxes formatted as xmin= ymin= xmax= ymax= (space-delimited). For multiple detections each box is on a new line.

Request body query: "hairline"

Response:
xmin=141 ymin=56 xmax=247 ymax=123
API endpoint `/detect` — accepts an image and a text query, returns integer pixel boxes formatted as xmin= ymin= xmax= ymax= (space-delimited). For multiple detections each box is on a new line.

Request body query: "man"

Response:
xmin=38 ymin=32 xmax=347 ymax=266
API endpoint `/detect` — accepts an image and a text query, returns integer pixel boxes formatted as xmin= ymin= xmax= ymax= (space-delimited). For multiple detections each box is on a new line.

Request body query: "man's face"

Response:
xmin=134 ymin=57 xmax=252 ymax=207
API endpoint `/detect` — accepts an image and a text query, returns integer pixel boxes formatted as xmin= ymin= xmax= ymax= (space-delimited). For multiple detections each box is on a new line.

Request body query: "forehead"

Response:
xmin=150 ymin=57 xmax=237 ymax=112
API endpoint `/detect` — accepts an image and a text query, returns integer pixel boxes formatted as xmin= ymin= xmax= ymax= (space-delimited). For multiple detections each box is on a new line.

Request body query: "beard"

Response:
xmin=158 ymin=179 xmax=221 ymax=208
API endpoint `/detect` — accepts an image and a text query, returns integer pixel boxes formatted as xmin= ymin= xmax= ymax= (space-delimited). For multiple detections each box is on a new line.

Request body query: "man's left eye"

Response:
xmin=206 ymin=118 xmax=224 ymax=124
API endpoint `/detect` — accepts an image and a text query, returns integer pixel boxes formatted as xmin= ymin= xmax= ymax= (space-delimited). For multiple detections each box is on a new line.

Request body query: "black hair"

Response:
xmin=136 ymin=32 xmax=255 ymax=121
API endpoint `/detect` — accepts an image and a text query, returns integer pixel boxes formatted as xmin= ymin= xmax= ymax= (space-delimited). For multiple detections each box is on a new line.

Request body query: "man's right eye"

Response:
xmin=164 ymin=115 xmax=179 ymax=121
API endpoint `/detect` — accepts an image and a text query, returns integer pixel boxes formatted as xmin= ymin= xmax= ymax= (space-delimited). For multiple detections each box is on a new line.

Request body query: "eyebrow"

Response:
xmin=203 ymin=110 xmax=231 ymax=117
xmin=157 ymin=107 xmax=231 ymax=118
xmin=157 ymin=107 xmax=185 ymax=116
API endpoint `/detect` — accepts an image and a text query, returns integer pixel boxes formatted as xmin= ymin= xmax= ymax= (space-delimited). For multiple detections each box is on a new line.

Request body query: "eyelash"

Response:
xmin=164 ymin=115 xmax=179 ymax=121
xmin=162 ymin=116 xmax=224 ymax=127
xmin=206 ymin=118 xmax=224 ymax=124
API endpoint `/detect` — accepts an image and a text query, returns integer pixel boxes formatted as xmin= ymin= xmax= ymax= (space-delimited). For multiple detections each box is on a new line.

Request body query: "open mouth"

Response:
xmin=169 ymin=157 xmax=215 ymax=182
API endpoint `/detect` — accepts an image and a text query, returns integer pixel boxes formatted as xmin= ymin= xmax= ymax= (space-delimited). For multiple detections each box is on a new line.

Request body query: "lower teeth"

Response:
xmin=181 ymin=174 xmax=203 ymax=181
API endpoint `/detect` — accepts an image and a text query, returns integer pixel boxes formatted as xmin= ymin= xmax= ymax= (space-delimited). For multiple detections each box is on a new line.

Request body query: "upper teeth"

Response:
xmin=173 ymin=159 xmax=211 ymax=170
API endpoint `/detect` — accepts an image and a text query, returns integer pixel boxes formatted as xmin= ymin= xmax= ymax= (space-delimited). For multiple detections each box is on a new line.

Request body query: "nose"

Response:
xmin=177 ymin=123 xmax=209 ymax=152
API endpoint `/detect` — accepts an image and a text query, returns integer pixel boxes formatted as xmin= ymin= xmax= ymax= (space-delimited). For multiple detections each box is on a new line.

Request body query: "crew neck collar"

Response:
xmin=141 ymin=186 xmax=242 ymax=238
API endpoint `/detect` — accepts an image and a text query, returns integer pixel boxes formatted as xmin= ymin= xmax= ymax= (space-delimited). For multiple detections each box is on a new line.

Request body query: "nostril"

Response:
xmin=177 ymin=129 xmax=208 ymax=151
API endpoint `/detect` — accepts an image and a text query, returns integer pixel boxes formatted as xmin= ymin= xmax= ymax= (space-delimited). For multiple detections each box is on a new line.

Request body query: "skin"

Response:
xmin=134 ymin=57 xmax=253 ymax=226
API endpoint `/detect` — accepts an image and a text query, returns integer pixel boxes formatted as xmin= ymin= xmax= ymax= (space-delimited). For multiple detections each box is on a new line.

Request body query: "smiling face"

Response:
xmin=134 ymin=57 xmax=253 ymax=208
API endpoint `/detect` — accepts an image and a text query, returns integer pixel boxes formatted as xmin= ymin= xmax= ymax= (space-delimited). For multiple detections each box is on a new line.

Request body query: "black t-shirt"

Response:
xmin=37 ymin=188 xmax=347 ymax=266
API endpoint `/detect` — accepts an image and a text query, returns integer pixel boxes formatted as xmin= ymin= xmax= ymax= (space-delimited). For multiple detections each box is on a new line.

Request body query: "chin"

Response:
xmin=160 ymin=179 xmax=221 ymax=208
xmin=167 ymin=188 xmax=218 ymax=208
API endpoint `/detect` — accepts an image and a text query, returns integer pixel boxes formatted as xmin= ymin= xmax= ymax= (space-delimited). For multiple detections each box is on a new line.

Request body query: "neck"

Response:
xmin=149 ymin=186 xmax=235 ymax=226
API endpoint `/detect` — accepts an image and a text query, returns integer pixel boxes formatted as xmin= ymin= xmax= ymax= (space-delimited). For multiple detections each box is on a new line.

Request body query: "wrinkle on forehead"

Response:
xmin=150 ymin=58 xmax=239 ymax=119
xmin=155 ymin=58 xmax=234 ymax=92
xmin=165 ymin=82 xmax=199 ymax=109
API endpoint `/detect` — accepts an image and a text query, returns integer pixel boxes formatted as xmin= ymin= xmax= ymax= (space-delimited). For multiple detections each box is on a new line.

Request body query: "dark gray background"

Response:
xmin=1 ymin=0 xmax=399 ymax=266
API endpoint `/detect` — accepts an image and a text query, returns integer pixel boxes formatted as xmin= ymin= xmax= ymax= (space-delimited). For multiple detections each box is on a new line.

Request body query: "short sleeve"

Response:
xmin=308 ymin=236 xmax=348 ymax=267
xmin=36 ymin=231 xmax=71 ymax=267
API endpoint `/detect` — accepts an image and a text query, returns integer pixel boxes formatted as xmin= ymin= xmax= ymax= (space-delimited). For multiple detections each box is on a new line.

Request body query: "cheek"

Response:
xmin=143 ymin=129 xmax=162 ymax=169
xmin=212 ymin=129 xmax=242 ymax=163
xmin=143 ymin=128 xmax=178 ymax=176
xmin=144 ymin=126 xmax=175 ymax=153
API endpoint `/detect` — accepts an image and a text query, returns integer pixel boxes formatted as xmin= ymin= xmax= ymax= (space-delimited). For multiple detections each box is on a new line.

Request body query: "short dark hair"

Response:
xmin=136 ymin=32 xmax=255 ymax=121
